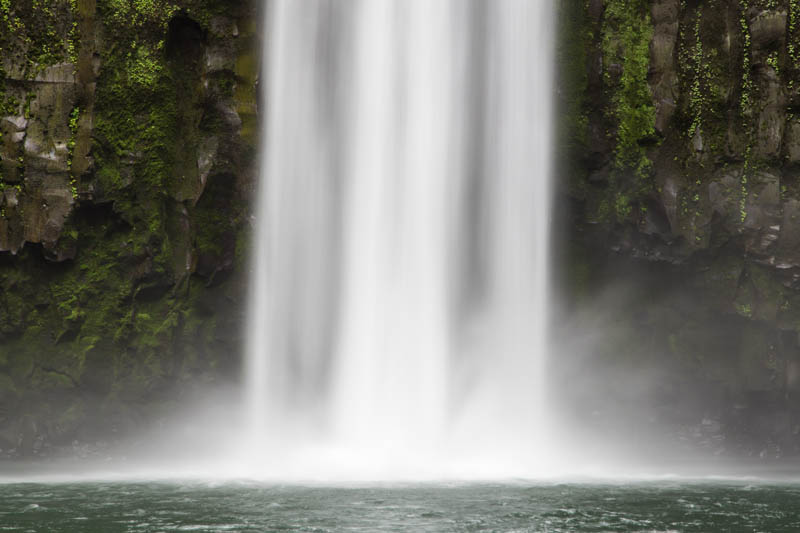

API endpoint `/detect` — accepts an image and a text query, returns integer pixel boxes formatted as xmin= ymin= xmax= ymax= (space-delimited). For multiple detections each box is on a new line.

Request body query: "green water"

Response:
xmin=0 ymin=481 xmax=798 ymax=532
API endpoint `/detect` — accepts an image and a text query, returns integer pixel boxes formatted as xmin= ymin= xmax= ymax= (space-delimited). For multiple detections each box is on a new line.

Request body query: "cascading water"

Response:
xmin=246 ymin=0 xmax=555 ymax=479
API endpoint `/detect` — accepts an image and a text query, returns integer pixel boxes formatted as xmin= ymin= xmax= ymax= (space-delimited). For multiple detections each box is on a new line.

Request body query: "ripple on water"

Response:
xmin=1 ymin=482 xmax=800 ymax=532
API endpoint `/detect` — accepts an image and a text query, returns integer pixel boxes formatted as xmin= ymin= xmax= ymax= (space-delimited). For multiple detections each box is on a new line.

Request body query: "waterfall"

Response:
xmin=246 ymin=0 xmax=555 ymax=479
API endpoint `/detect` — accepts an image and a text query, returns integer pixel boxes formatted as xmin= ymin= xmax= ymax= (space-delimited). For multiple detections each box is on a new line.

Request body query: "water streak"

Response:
xmin=246 ymin=0 xmax=555 ymax=479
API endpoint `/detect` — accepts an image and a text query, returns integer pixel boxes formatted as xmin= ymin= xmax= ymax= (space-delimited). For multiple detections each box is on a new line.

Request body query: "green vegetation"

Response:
xmin=688 ymin=7 xmax=721 ymax=126
xmin=686 ymin=10 xmax=705 ymax=141
xmin=0 ymin=0 xmax=256 ymax=446
xmin=740 ymin=147 xmax=751 ymax=222
xmin=68 ymin=106 xmax=80 ymax=199
xmin=738 ymin=1 xmax=753 ymax=223
xmin=738 ymin=0 xmax=753 ymax=113
xmin=588 ymin=0 xmax=658 ymax=225
xmin=790 ymin=0 xmax=800 ymax=78
xmin=601 ymin=0 xmax=655 ymax=178
xmin=0 ymin=0 xmax=75 ymax=76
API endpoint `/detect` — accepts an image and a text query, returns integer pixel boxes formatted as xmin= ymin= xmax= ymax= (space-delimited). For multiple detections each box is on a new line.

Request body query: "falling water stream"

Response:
xmin=246 ymin=0 xmax=554 ymax=479
xmin=9 ymin=8 xmax=800 ymax=533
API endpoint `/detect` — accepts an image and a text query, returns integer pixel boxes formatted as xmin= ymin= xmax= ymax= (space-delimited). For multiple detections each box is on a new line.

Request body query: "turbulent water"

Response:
xmin=3 ymin=482 xmax=800 ymax=532
xmin=247 ymin=0 xmax=555 ymax=478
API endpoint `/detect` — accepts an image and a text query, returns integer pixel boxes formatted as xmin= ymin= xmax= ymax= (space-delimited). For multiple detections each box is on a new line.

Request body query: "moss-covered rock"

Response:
xmin=0 ymin=0 xmax=257 ymax=454
xmin=561 ymin=0 xmax=800 ymax=457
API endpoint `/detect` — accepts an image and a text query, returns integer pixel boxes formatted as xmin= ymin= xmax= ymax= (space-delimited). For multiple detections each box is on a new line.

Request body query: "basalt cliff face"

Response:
xmin=9 ymin=0 xmax=800 ymax=463
xmin=560 ymin=0 xmax=800 ymax=458
xmin=0 ymin=0 xmax=257 ymax=457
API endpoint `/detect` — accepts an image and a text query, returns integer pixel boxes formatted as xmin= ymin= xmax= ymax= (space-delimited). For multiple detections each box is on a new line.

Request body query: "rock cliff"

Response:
xmin=560 ymin=0 xmax=800 ymax=457
xmin=9 ymin=0 xmax=800 ymax=462
xmin=0 ymin=0 xmax=257 ymax=457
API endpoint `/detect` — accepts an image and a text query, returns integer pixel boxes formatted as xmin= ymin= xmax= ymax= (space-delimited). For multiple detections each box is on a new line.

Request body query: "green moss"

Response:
xmin=736 ymin=2 xmax=756 ymax=223
xmin=739 ymin=0 xmax=753 ymax=113
xmin=67 ymin=106 xmax=80 ymax=199
xmin=686 ymin=9 xmax=705 ymax=140
xmin=0 ymin=0 xmax=254 ymax=443
xmin=735 ymin=302 xmax=753 ymax=318
xmin=790 ymin=0 xmax=800 ymax=77
xmin=614 ymin=193 xmax=632 ymax=222
xmin=602 ymin=0 xmax=656 ymax=178
xmin=49 ymin=225 xmax=132 ymax=346
xmin=102 ymin=0 xmax=179 ymax=33
xmin=0 ymin=0 xmax=76 ymax=76
xmin=740 ymin=153 xmax=750 ymax=223
xmin=128 ymin=45 xmax=165 ymax=89
xmin=92 ymin=34 xmax=178 ymax=239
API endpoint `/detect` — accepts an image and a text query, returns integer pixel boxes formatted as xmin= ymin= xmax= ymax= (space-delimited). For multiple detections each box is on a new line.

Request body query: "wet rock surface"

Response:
xmin=559 ymin=0 xmax=800 ymax=457
xmin=0 ymin=1 xmax=257 ymax=450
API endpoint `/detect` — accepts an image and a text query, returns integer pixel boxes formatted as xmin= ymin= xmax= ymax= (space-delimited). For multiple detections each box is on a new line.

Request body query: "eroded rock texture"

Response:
xmin=0 ymin=0 xmax=257 ymax=456
xmin=560 ymin=0 xmax=800 ymax=458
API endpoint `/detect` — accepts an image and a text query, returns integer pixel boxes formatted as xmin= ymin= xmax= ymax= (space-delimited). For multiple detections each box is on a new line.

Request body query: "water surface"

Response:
xmin=1 ymin=481 xmax=799 ymax=532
